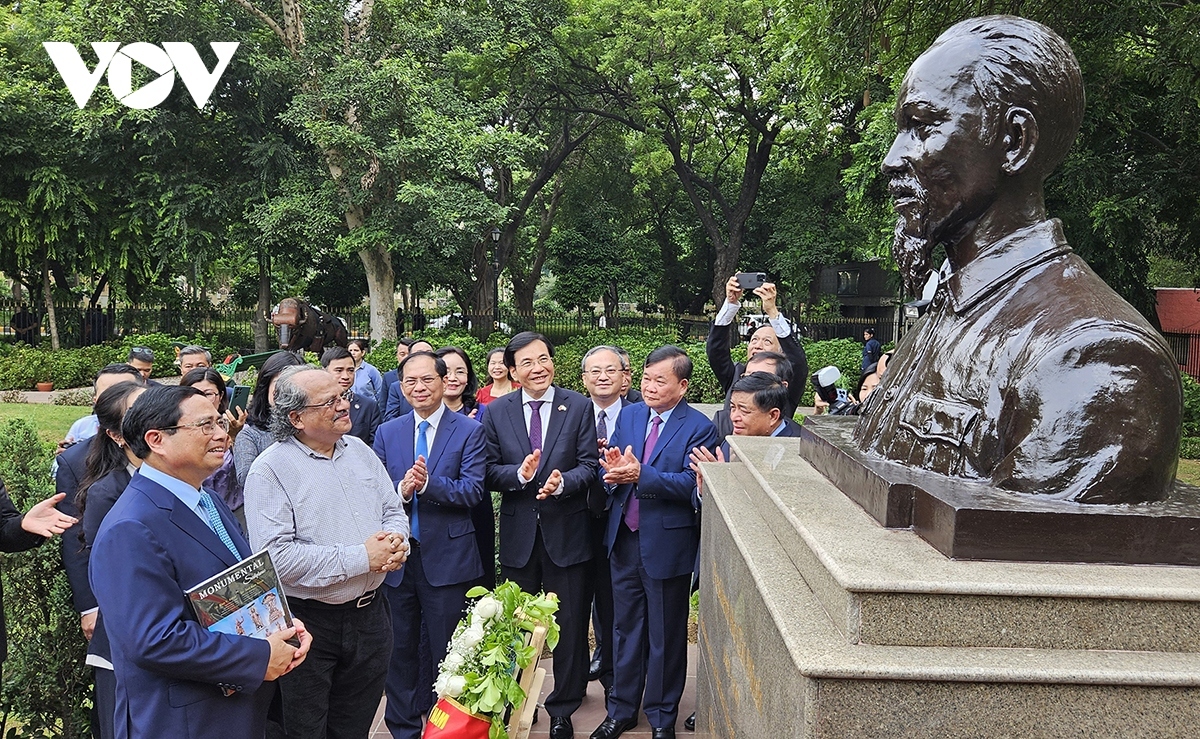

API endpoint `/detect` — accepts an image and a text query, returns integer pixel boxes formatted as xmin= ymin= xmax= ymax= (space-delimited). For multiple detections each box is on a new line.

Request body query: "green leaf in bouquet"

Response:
xmin=466 ymin=585 xmax=489 ymax=598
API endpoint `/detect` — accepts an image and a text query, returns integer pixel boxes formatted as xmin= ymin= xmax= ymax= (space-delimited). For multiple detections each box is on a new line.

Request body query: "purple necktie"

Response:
xmin=625 ymin=416 xmax=662 ymax=532
xmin=596 ymin=409 xmax=608 ymax=443
xmin=528 ymin=400 xmax=545 ymax=452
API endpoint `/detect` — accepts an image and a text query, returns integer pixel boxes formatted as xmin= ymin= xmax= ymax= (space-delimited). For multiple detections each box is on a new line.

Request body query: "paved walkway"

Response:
xmin=368 ymin=645 xmax=699 ymax=737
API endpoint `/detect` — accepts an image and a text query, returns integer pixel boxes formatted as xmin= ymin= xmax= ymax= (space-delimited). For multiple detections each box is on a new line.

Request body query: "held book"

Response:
xmin=185 ymin=550 xmax=300 ymax=647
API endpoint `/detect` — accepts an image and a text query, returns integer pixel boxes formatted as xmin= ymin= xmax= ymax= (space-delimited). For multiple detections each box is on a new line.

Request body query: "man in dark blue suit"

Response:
xmin=322 ymin=346 xmax=383 ymax=445
xmin=580 ymin=346 xmax=633 ymax=692
xmin=373 ymin=351 xmax=487 ymax=739
xmin=483 ymin=332 xmax=599 ymax=739
xmin=379 ymin=338 xmax=415 ymax=394
xmin=90 ymin=386 xmax=311 ymax=739
xmin=593 ymin=347 xmax=718 ymax=739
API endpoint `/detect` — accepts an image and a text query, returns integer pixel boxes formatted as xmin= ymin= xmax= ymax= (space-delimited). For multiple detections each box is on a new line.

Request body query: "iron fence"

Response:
xmin=1 ymin=299 xmax=911 ymax=352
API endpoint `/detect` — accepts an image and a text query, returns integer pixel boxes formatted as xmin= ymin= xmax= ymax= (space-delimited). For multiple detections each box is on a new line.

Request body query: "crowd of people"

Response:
xmin=0 ymin=274 xmax=816 ymax=739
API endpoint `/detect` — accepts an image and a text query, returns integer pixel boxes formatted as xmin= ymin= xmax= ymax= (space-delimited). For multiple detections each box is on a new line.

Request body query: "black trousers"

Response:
xmin=501 ymin=527 xmax=591 ymax=718
xmin=280 ymin=594 xmax=392 ymax=739
xmin=589 ymin=515 xmax=614 ymax=691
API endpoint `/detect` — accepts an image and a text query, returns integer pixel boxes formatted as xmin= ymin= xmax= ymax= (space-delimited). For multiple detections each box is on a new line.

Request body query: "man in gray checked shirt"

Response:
xmin=244 ymin=365 xmax=409 ymax=739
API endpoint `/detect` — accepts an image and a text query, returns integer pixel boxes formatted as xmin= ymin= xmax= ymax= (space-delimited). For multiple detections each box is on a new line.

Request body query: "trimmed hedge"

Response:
xmin=0 ymin=334 xmax=239 ymax=391
xmin=0 ymin=419 xmax=91 ymax=736
xmin=363 ymin=327 xmax=868 ymax=407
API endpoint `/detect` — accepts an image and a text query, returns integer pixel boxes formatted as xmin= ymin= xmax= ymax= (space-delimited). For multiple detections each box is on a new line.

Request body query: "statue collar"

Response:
xmin=944 ymin=219 xmax=1072 ymax=314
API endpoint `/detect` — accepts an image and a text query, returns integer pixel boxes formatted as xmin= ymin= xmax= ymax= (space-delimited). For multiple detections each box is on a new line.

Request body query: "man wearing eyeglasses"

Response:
xmin=482 ymin=332 xmax=599 ymax=739
xmin=244 ymin=366 xmax=409 ymax=739
xmin=89 ymin=385 xmax=312 ymax=739
xmin=580 ymin=346 xmax=633 ymax=695
xmin=372 ymin=351 xmax=487 ymax=739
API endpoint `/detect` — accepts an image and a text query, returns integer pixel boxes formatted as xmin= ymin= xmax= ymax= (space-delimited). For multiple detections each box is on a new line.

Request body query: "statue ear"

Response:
xmin=1001 ymin=107 xmax=1038 ymax=175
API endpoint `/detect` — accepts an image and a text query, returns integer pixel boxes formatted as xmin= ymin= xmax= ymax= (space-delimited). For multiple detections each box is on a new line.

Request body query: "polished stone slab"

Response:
xmin=798 ymin=415 xmax=1200 ymax=566
xmin=696 ymin=458 xmax=1200 ymax=737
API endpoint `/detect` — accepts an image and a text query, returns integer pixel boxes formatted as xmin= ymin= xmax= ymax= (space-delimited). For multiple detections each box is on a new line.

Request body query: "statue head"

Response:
xmin=883 ymin=16 xmax=1085 ymax=295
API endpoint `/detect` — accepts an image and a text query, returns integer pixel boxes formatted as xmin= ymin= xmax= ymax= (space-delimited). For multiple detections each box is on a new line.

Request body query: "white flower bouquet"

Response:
xmin=427 ymin=581 xmax=560 ymax=739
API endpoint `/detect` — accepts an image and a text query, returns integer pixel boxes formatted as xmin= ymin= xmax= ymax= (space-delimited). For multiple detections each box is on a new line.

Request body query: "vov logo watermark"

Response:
xmin=43 ymin=42 xmax=239 ymax=110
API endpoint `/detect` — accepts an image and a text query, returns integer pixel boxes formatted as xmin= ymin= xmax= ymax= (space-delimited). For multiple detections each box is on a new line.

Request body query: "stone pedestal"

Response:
xmin=696 ymin=436 xmax=1200 ymax=738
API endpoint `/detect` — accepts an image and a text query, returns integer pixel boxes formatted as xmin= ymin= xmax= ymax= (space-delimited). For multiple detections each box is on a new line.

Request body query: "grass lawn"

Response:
xmin=1179 ymin=459 xmax=1200 ymax=487
xmin=0 ymin=402 xmax=91 ymax=444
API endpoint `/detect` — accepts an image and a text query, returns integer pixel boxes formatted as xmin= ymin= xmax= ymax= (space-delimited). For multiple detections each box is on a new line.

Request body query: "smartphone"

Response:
xmin=736 ymin=272 xmax=767 ymax=290
xmin=229 ymin=385 xmax=250 ymax=415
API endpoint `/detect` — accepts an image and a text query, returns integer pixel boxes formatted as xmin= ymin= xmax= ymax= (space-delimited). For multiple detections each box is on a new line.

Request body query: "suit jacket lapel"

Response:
xmin=505 ymin=396 xmax=533 ymax=458
xmin=400 ymin=414 xmax=416 ymax=470
xmin=648 ymin=403 xmax=688 ymax=466
xmin=141 ymin=479 xmax=241 ymax=568
xmin=427 ymin=411 xmax=455 ymax=469
xmin=537 ymin=390 xmax=568 ymax=473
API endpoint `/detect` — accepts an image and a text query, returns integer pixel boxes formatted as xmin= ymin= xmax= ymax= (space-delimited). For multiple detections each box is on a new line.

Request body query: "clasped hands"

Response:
xmin=688 ymin=446 xmax=726 ymax=498
xmin=365 ymin=530 xmax=408 ymax=573
xmin=400 ymin=455 xmax=429 ymax=500
xmin=600 ymin=445 xmax=640 ymax=485
xmin=519 ymin=449 xmax=564 ymax=500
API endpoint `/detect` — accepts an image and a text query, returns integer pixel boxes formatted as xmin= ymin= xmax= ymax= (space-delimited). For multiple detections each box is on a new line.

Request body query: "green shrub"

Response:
xmin=366 ymin=327 xmax=866 ymax=407
xmin=0 ymin=334 xmax=241 ymax=391
xmin=1180 ymin=437 xmax=1200 ymax=460
xmin=0 ymin=419 xmax=91 ymax=737
xmin=1181 ymin=373 xmax=1200 ymax=439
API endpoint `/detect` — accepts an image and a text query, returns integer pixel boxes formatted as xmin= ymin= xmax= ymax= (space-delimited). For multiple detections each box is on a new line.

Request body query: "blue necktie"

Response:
xmin=412 ymin=420 xmax=429 ymax=542
xmin=198 ymin=491 xmax=242 ymax=561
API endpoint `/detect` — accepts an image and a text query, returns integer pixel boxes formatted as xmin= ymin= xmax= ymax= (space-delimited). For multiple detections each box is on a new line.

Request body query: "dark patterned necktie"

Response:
xmin=528 ymin=400 xmax=545 ymax=452
xmin=596 ymin=408 xmax=608 ymax=443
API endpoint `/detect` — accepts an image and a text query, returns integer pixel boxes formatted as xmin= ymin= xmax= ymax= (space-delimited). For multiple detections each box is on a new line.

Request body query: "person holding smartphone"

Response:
xmin=705 ymin=274 xmax=808 ymax=423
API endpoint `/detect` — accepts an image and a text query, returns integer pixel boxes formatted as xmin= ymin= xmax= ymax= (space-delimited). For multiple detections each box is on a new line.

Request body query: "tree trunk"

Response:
xmin=252 ymin=243 xmax=272 ymax=352
xmin=41 ymin=262 xmax=59 ymax=351
xmin=358 ymin=242 xmax=396 ymax=341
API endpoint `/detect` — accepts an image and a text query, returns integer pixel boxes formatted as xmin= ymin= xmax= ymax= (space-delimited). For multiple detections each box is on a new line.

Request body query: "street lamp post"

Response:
xmin=490 ymin=226 xmax=502 ymax=332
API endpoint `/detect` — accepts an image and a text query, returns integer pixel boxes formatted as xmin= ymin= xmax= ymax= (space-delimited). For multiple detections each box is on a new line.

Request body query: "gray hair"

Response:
xmin=269 ymin=365 xmax=326 ymax=441
xmin=612 ymin=346 xmax=632 ymax=371
xmin=581 ymin=345 xmax=624 ymax=372
xmin=178 ymin=344 xmax=213 ymax=363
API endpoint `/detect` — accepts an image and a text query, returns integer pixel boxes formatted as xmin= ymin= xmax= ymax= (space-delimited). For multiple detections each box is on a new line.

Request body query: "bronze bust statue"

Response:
xmin=853 ymin=16 xmax=1183 ymax=504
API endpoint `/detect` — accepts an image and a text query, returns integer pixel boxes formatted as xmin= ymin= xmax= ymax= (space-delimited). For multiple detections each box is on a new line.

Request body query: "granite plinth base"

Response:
xmin=799 ymin=415 xmax=1200 ymax=565
xmin=695 ymin=436 xmax=1200 ymax=738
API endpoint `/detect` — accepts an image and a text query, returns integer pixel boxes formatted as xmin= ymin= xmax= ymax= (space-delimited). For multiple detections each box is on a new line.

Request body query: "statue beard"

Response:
xmin=890 ymin=178 xmax=934 ymax=298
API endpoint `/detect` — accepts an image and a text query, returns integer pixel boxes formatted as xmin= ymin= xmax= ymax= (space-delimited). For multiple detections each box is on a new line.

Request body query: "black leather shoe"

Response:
xmin=589 ymin=716 xmax=638 ymax=739
xmin=685 ymin=711 xmax=696 ymax=731
xmin=652 ymin=728 xmax=676 ymax=739
xmin=550 ymin=716 xmax=574 ymax=739
xmin=588 ymin=650 xmax=603 ymax=681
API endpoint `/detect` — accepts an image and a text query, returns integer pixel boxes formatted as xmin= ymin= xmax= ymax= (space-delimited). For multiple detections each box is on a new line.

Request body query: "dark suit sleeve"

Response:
xmin=0 ymin=482 xmax=45 ymax=553
xmin=483 ymin=406 xmax=525 ymax=492
xmin=779 ymin=332 xmax=808 ymax=414
xmin=706 ymin=321 xmax=738 ymax=395
xmin=554 ymin=398 xmax=600 ymax=500
xmin=636 ymin=414 xmax=719 ymax=504
xmin=424 ymin=422 xmax=486 ymax=508
xmin=82 ymin=472 xmax=127 ymax=548
xmin=384 ymin=382 xmax=412 ymax=422
xmin=56 ymin=450 xmax=96 ymax=613
xmin=90 ymin=517 xmax=271 ymax=689
xmin=363 ymin=398 xmax=382 ymax=447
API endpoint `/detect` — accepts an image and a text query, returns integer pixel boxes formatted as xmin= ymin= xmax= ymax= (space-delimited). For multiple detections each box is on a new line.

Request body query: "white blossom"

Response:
xmin=473 ymin=596 xmax=503 ymax=621
xmin=445 ymin=675 xmax=467 ymax=697
xmin=461 ymin=624 xmax=486 ymax=648
xmin=443 ymin=652 xmax=465 ymax=671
